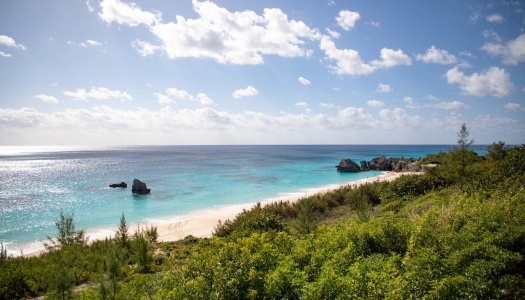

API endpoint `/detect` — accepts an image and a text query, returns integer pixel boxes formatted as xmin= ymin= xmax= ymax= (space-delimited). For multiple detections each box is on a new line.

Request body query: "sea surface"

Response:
xmin=0 ymin=145 xmax=488 ymax=255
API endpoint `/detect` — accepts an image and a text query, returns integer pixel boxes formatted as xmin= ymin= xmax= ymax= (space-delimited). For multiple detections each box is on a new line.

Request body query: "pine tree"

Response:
xmin=456 ymin=122 xmax=474 ymax=189
xmin=45 ymin=210 xmax=87 ymax=250
xmin=295 ymin=198 xmax=318 ymax=234
xmin=115 ymin=213 xmax=129 ymax=249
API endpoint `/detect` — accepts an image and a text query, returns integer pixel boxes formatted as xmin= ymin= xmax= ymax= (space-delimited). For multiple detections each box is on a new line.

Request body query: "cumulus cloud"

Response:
xmin=99 ymin=0 xmax=321 ymax=65
xmin=367 ymin=99 xmax=384 ymax=107
xmin=425 ymin=101 xmax=469 ymax=110
xmin=328 ymin=0 xmax=335 ymax=6
xmin=472 ymin=114 xmax=520 ymax=132
xmin=445 ymin=66 xmax=514 ymax=97
xmin=379 ymin=108 xmax=425 ymax=129
xmin=367 ymin=21 xmax=380 ymax=27
xmin=482 ymin=29 xmax=503 ymax=42
xmin=320 ymin=102 xmax=339 ymax=109
xmin=34 ymin=94 xmax=59 ymax=104
xmin=403 ymin=97 xmax=419 ymax=108
xmin=86 ymin=40 xmax=102 ymax=46
xmin=63 ymin=87 xmax=133 ymax=101
xmin=86 ymin=0 xmax=94 ymax=12
xmin=459 ymin=51 xmax=476 ymax=58
xmin=486 ymin=14 xmax=505 ymax=22
xmin=336 ymin=10 xmax=361 ymax=30
xmin=0 ymin=35 xmax=26 ymax=50
xmin=298 ymin=77 xmax=311 ymax=85
xmin=320 ymin=36 xmax=411 ymax=75
xmin=376 ymin=83 xmax=392 ymax=93
xmin=325 ymin=28 xmax=340 ymax=38
xmin=295 ymin=102 xmax=308 ymax=107
xmin=51 ymin=83 xmax=58 ymax=86
xmin=504 ymin=102 xmax=525 ymax=112
xmin=154 ymin=88 xmax=213 ymax=105
xmin=0 ymin=51 xmax=11 ymax=57
xmin=233 ymin=86 xmax=258 ymax=99
xmin=132 ymin=39 xmax=161 ymax=56
xmin=482 ymin=34 xmax=525 ymax=65
xmin=415 ymin=45 xmax=458 ymax=64
xmin=425 ymin=94 xmax=439 ymax=101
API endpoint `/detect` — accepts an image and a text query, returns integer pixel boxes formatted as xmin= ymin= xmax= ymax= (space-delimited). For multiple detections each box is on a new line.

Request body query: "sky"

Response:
xmin=0 ymin=0 xmax=524 ymax=145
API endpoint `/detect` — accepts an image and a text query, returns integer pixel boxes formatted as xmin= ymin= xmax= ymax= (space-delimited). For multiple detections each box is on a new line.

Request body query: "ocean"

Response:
xmin=0 ymin=145 xmax=487 ymax=255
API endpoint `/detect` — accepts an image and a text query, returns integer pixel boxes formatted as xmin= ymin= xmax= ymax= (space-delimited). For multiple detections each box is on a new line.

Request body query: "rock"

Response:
xmin=109 ymin=182 xmax=127 ymax=188
xmin=132 ymin=179 xmax=151 ymax=194
xmin=368 ymin=156 xmax=395 ymax=171
xmin=336 ymin=159 xmax=361 ymax=172
xmin=360 ymin=160 xmax=369 ymax=171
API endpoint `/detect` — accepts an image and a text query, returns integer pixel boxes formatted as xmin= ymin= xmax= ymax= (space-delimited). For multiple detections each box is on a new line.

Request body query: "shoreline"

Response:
xmin=18 ymin=171 xmax=421 ymax=257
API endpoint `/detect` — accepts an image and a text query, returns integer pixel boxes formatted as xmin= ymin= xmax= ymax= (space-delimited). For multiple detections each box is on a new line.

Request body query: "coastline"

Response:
xmin=20 ymin=171 xmax=421 ymax=257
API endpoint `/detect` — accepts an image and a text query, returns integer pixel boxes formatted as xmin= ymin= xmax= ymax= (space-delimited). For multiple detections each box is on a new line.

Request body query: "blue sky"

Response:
xmin=0 ymin=0 xmax=524 ymax=145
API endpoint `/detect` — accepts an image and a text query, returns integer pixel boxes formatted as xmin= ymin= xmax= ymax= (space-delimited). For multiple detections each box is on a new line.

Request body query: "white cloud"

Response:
xmin=325 ymin=28 xmax=340 ymax=38
xmin=233 ymin=86 xmax=258 ymax=99
xmin=333 ymin=87 xmax=340 ymax=91
xmin=425 ymin=94 xmax=439 ymax=101
xmin=472 ymin=114 xmax=520 ymax=132
xmin=426 ymin=101 xmax=469 ymax=110
xmin=320 ymin=36 xmax=411 ymax=76
xmin=376 ymin=83 xmax=392 ymax=93
xmin=63 ymin=87 xmax=133 ymax=102
xmin=482 ymin=34 xmax=525 ymax=65
xmin=370 ymin=48 xmax=412 ymax=68
xmin=86 ymin=40 xmax=102 ymax=46
xmin=295 ymin=102 xmax=308 ymax=107
xmin=298 ymin=77 xmax=311 ymax=85
xmin=99 ymin=0 xmax=322 ymax=65
xmin=445 ymin=66 xmax=514 ymax=97
xmin=0 ymin=51 xmax=11 ymax=57
xmin=403 ymin=96 xmax=419 ymax=108
xmin=328 ymin=1 xmax=335 ymax=6
xmin=482 ymin=29 xmax=503 ymax=42
xmin=369 ymin=21 xmax=380 ymax=27
xmin=504 ymin=102 xmax=525 ymax=112
xmin=336 ymin=10 xmax=361 ymax=30
xmin=147 ymin=83 xmax=152 ymax=87
xmin=154 ymin=88 xmax=213 ymax=105
xmin=305 ymin=108 xmax=313 ymax=113
xmin=470 ymin=10 xmax=483 ymax=23
xmin=52 ymin=83 xmax=58 ymax=86
xmin=86 ymin=0 xmax=94 ymax=12
xmin=132 ymin=39 xmax=161 ymax=56
xmin=34 ymin=94 xmax=59 ymax=104
xmin=367 ymin=99 xmax=384 ymax=107
xmin=379 ymin=108 xmax=425 ymax=129
xmin=0 ymin=35 xmax=26 ymax=50
xmin=320 ymin=102 xmax=339 ymax=109
xmin=459 ymin=51 xmax=476 ymax=58
xmin=80 ymin=42 xmax=87 ymax=48
xmin=486 ymin=14 xmax=505 ymax=22
xmin=415 ymin=45 xmax=458 ymax=64
xmin=98 ymin=0 xmax=161 ymax=26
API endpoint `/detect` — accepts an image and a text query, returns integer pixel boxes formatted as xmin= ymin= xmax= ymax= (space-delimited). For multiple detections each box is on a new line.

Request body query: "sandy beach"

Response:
xmin=21 ymin=171 xmax=420 ymax=257
xmin=154 ymin=171 xmax=421 ymax=242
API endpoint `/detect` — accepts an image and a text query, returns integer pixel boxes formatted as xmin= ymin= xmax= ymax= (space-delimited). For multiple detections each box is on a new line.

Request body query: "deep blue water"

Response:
xmin=0 ymin=145 xmax=487 ymax=255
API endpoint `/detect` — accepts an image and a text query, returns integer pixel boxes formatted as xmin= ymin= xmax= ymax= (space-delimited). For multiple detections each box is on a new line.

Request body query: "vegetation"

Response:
xmin=1 ymin=134 xmax=524 ymax=299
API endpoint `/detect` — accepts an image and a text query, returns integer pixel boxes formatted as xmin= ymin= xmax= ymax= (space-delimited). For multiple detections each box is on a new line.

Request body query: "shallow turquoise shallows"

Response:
xmin=0 ymin=145 xmax=487 ymax=255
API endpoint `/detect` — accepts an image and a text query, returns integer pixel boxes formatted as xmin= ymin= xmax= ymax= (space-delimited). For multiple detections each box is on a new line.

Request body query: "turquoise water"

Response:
xmin=0 ymin=145 xmax=487 ymax=255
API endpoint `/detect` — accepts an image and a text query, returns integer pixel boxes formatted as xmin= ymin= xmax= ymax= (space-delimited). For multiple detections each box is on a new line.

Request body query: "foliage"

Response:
xmin=132 ymin=233 xmax=152 ymax=274
xmin=115 ymin=213 xmax=129 ymax=249
xmin=45 ymin=210 xmax=87 ymax=250
xmin=294 ymin=198 xmax=319 ymax=234
xmin=486 ymin=141 xmax=508 ymax=162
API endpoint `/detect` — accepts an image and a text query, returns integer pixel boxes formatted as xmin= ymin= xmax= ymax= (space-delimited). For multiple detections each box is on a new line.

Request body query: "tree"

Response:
xmin=48 ymin=252 xmax=75 ymax=300
xmin=115 ymin=213 xmax=129 ymax=249
xmin=99 ymin=246 xmax=124 ymax=300
xmin=295 ymin=198 xmax=318 ymax=234
xmin=132 ymin=232 xmax=152 ymax=273
xmin=456 ymin=122 xmax=474 ymax=189
xmin=45 ymin=210 xmax=87 ymax=249
xmin=486 ymin=141 xmax=507 ymax=162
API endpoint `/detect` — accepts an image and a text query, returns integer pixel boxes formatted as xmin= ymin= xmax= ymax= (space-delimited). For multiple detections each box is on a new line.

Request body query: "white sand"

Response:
xmin=21 ymin=171 xmax=421 ymax=257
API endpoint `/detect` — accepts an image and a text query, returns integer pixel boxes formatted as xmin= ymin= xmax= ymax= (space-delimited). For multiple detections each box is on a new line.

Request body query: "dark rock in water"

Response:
xmin=360 ymin=160 xmax=369 ymax=171
xmin=336 ymin=159 xmax=361 ymax=172
xmin=132 ymin=179 xmax=151 ymax=194
xmin=109 ymin=182 xmax=127 ymax=188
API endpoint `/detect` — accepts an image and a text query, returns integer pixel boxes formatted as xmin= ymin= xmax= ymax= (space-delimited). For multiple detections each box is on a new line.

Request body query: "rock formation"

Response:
xmin=336 ymin=159 xmax=361 ymax=172
xmin=109 ymin=182 xmax=127 ymax=188
xmin=132 ymin=179 xmax=151 ymax=194
xmin=336 ymin=156 xmax=433 ymax=173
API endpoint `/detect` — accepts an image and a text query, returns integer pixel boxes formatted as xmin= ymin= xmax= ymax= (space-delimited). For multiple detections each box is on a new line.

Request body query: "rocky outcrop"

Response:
xmin=132 ymin=179 xmax=151 ymax=194
xmin=336 ymin=156 xmax=432 ymax=173
xmin=109 ymin=182 xmax=127 ymax=188
xmin=336 ymin=159 xmax=361 ymax=172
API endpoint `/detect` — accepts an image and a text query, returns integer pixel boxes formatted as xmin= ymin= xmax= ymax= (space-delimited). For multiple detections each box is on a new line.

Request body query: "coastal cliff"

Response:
xmin=337 ymin=155 xmax=431 ymax=173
